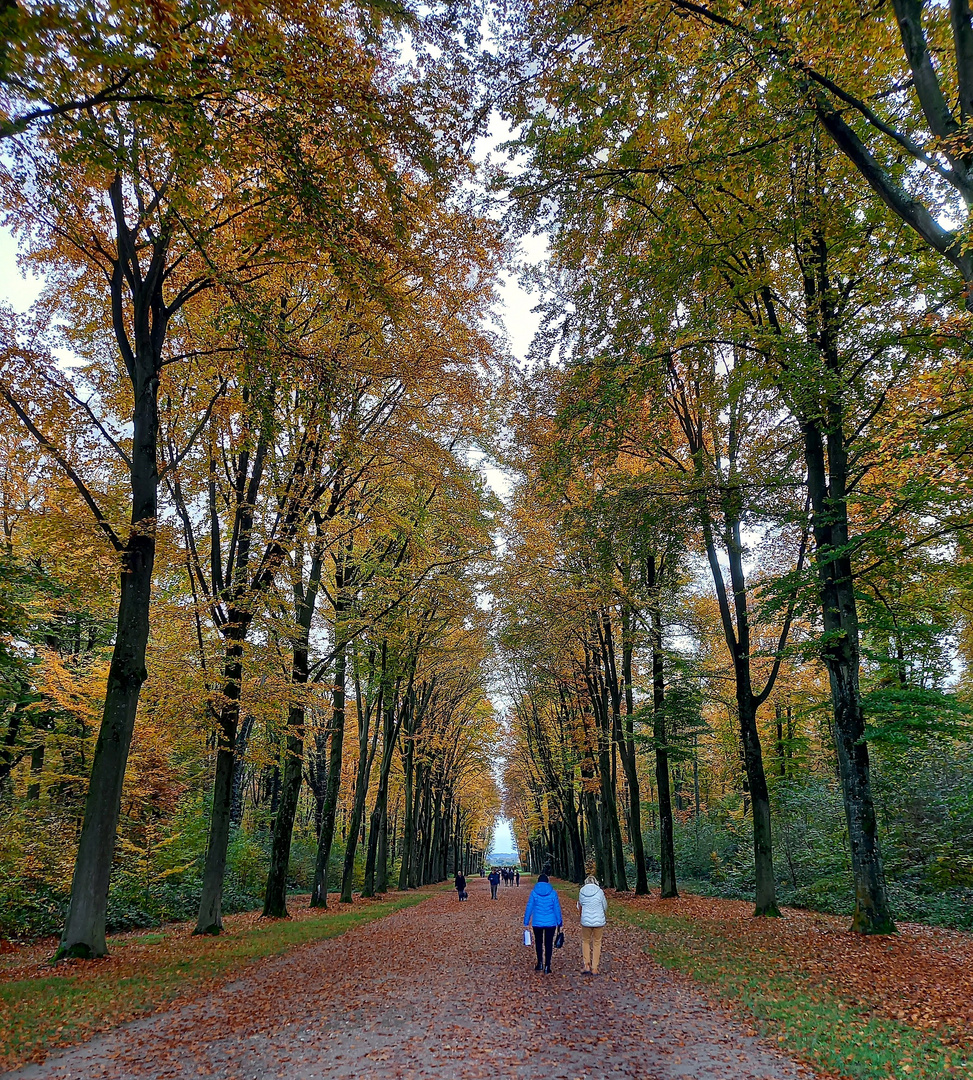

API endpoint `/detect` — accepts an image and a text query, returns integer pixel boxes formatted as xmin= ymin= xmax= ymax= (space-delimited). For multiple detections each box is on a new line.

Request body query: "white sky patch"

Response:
xmin=0 ymin=228 xmax=43 ymax=312
xmin=490 ymin=817 xmax=517 ymax=855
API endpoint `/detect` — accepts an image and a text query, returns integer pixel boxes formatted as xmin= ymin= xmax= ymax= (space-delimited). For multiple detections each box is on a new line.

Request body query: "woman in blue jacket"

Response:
xmin=523 ymin=874 xmax=563 ymax=973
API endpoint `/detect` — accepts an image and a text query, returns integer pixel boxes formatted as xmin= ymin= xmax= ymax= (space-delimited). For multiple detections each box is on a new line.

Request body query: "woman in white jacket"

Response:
xmin=576 ymin=874 xmax=608 ymax=974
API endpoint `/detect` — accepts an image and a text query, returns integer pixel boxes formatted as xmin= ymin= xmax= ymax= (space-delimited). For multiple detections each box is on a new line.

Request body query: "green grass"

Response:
xmin=0 ymin=892 xmax=430 ymax=1070
xmin=616 ymin=905 xmax=971 ymax=1080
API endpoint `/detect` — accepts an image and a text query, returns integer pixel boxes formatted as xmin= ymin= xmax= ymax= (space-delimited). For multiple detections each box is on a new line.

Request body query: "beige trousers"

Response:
xmin=580 ymin=925 xmax=605 ymax=972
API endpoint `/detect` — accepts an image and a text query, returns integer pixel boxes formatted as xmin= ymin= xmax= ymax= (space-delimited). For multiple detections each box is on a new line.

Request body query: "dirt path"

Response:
xmin=6 ymin=877 xmax=818 ymax=1080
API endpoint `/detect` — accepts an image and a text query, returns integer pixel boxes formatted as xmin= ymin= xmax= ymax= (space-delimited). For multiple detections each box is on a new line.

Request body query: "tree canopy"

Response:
xmin=1 ymin=0 xmax=973 ymax=959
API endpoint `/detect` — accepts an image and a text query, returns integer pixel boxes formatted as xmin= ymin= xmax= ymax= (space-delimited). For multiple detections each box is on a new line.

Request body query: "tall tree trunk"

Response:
xmin=803 ymin=418 xmax=895 ymax=933
xmin=776 ymin=701 xmax=787 ymax=779
xmin=397 ymin=706 xmax=415 ymax=890
xmin=228 ymin=711 xmax=256 ymax=829
xmin=648 ymin=584 xmax=678 ymax=900
xmin=27 ymin=739 xmax=44 ymax=801
xmin=413 ymin=769 xmax=429 ymax=887
xmin=263 ymin=548 xmax=323 ymax=918
xmin=310 ymin=562 xmax=352 ymax=908
xmin=363 ymin=687 xmax=399 ymax=897
xmin=698 ymin=505 xmax=780 ymax=917
xmin=564 ymin=783 xmax=585 ymax=885
xmin=0 ymin=701 xmax=27 ymax=792
xmin=310 ymin=640 xmax=347 ymax=907
xmin=598 ymin=707 xmax=628 ymax=891
xmin=618 ymin=604 xmax=649 ymax=893
xmin=438 ymin=790 xmax=451 ymax=880
xmin=195 ymin=616 xmax=250 ymax=935
xmin=375 ymin=802 xmax=390 ymax=892
xmin=583 ymin=773 xmax=605 ymax=882
xmin=428 ymin=787 xmax=443 ymax=882
xmin=57 ymin=284 xmax=161 ymax=957
xmin=308 ymin=725 xmax=329 ymax=837
xmin=340 ymin=657 xmax=381 ymax=904
xmin=738 ymin=692 xmax=777 ymax=915
xmin=784 ymin=213 xmax=894 ymax=934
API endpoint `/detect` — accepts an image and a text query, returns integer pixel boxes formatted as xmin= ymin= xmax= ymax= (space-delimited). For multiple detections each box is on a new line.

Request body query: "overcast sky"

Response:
xmin=490 ymin=818 xmax=517 ymax=854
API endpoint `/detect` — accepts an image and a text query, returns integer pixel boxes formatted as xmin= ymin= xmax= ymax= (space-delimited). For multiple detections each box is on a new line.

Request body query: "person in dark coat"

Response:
xmin=488 ymin=868 xmax=501 ymax=899
xmin=523 ymin=873 xmax=563 ymax=973
xmin=455 ymin=870 xmax=467 ymax=900
xmin=515 ymin=870 xmax=520 ymax=886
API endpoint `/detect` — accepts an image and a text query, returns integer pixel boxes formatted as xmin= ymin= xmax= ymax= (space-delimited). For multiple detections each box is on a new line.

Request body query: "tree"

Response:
xmin=0 ymin=0 xmax=488 ymax=956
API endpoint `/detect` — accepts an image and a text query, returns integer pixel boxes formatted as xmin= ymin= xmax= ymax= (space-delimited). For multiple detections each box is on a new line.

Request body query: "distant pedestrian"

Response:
xmin=515 ymin=870 xmax=520 ymax=886
xmin=489 ymin=868 xmax=500 ymax=899
xmin=577 ymin=874 xmax=608 ymax=974
xmin=455 ymin=870 xmax=467 ymax=901
xmin=523 ymin=873 xmax=563 ymax=974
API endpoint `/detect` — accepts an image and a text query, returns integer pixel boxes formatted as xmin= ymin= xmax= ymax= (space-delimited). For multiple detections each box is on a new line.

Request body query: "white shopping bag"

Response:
xmin=523 ymin=928 xmax=532 ymax=947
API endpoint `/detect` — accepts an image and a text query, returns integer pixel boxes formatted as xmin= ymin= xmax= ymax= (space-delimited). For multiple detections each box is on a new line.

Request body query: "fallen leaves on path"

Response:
xmin=6 ymin=879 xmax=812 ymax=1080
xmin=0 ymin=891 xmax=431 ymax=1072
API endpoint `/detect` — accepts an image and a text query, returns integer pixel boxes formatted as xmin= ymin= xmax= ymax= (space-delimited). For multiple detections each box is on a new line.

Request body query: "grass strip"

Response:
xmin=0 ymin=892 xmax=429 ymax=1070
xmin=616 ymin=904 xmax=970 ymax=1080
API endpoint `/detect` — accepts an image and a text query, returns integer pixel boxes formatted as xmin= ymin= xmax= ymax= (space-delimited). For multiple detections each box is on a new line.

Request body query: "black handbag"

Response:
xmin=554 ymin=929 xmax=564 ymax=949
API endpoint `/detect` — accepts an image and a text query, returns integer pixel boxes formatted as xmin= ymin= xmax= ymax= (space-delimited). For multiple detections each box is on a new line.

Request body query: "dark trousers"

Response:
xmin=533 ymin=925 xmax=555 ymax=968
xmin=490 ymin=883 xmax=498 ymax=898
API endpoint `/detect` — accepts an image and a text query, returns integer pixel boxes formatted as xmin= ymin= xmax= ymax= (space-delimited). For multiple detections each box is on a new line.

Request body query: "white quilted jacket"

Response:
xmin=577 ymin=883 xmax=608 ymax=927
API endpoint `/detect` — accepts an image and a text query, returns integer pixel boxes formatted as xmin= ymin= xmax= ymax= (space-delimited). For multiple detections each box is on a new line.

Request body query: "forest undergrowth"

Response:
xmin=616 ymin=891 xmax=973 ymax=1080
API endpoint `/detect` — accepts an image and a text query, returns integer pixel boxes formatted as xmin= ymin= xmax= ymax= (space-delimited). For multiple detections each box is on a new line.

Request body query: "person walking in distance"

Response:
xmin=455 ymin=869 xmax=467 ymax=901
xmin=524 ymin=873 xmax=563 ymax=974
xmin=515 ymin=869 xmax=520 ymax=886
xmin=489 ymin=868 xmax=501 ymax=899
xmin=577 ymin=874 xmax=608 ymax=975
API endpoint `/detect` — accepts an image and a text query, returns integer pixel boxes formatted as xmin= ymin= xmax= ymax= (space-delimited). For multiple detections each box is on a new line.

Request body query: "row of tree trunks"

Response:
xmin=310 ymin=552 xmax=353 ymax=908
xmin=362 ymin=673 xmax=404 ymax=896
xmin=195 ymin=615 xmax=251 ymax=934
xmin=340 ymin=642 xmax=383 ymax=903
xmin=263 ymin=543 xmax=324 ymax=918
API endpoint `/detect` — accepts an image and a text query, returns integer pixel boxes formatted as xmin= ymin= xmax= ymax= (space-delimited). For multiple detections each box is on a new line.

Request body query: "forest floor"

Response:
xmin=614 ymin=891 xmax=973 ymax=1080
xmin=1 ymin=880 xmax=970 ymax=1080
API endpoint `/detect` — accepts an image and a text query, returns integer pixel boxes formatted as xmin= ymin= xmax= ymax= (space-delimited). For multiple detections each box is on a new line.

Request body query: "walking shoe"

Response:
xmin=534 ymin=962 xmax=542 ymax=971
xmin=544 ymin=965 xmax=551 ymax=974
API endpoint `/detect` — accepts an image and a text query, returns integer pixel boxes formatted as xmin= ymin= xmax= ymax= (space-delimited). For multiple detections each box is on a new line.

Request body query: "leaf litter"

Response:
xmin=3 ymin=879 xmax=817 ymax=1080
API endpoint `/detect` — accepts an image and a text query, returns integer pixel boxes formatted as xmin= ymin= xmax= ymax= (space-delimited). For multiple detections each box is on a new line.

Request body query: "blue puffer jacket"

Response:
xmin=523 ymin=881 xmax=563 ymax=928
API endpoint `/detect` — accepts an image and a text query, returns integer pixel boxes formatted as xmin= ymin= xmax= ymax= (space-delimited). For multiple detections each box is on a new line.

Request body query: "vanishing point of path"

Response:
xmin=8 ymin=878 xmax=818 ymax=1080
